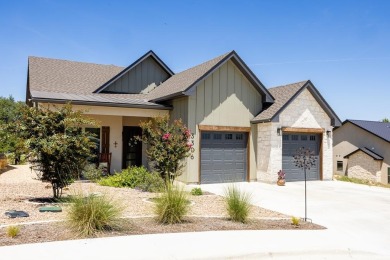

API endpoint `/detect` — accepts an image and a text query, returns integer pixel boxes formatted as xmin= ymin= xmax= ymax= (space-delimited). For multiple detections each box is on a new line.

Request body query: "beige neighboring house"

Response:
xmin=26 ymin=50 xmax=341 ymax=184
xmin=333 ymin=120 xmax=390 ymax=184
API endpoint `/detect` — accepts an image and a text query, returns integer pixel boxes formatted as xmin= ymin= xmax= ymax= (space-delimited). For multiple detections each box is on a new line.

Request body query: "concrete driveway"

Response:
xmin=200 ymin=180 xmax=390 ymax=257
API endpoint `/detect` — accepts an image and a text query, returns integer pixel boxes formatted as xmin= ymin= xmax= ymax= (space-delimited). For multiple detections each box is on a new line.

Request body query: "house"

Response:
xmin=333 ymin=120 xmax=390 ymax=184
xmin=26 ymin=50 xmax=341 ymax=184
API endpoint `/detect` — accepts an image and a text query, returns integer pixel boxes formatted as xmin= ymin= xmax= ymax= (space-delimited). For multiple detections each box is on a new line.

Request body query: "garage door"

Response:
xmin=282 ymin=133 xmax=320 ymax=181
xmin=200 ymin=131 xmax=248 ymax=184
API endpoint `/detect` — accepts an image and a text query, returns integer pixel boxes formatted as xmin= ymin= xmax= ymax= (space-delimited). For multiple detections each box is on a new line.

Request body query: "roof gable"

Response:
xmin=341 ymin=120 xmax=390 ymax=143
xmin=344 ymin=147 xmax=384 ymax=160
xmin=251 ymin=80 xmax=341 ymax=126
xmin=147 ymin=51 xmax=274 ymax=103
xmin=94 ymin=50 xmax=174 ymax=94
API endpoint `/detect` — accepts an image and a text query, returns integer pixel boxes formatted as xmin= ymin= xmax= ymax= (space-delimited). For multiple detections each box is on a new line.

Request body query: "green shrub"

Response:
xmin=224 ymin=185 xmax=252 ymax=223
xmin=67 ymin=193 xmax=123 ymax=236
xmin=191 ymin=187 xmax=203 ymax=196
xmin=155 ymin=184 xmax=189 ymax=224
xmin=98 ymin=166 xmax=164 ymax=192
xmin=6 ymin=226 xmax=20 ymax=238
xmin=291 ymin=216 xmax=300 ymax=226
xmin=82 ymin=164 xmax=104 ymax=181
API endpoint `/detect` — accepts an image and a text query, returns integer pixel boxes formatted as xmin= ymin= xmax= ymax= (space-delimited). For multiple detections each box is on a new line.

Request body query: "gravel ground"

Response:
xmin=0 ymin=165 xmax=323 ymax=246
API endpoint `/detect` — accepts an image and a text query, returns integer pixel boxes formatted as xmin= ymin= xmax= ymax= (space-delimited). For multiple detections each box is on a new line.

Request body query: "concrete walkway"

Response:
xmin=0 ymin=180 xmax=389 ymax=259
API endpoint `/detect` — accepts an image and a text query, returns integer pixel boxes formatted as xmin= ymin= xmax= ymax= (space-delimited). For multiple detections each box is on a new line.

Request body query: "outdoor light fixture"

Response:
xmin=326 ymin=130 xmax=331 ymax=137
xmin=277 ymin=127 xmax=282 ymax=136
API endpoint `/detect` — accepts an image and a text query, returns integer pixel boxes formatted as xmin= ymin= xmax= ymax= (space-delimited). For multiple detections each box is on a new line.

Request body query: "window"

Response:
xmin=283 ymin=135 xmax=289 ymax=141
xmin=236 ymin=134 xmax=243 ymax=140
xmin=310 ymin=135 xmax=316 ymax=141
xmin=225 ymin=134 xmax=233 ymax=140
xmin=337 ymin=161 xmax=343 ymax=172
xmin=202 ymin=133 xmax=210 ymax=140
xmin=301 ymin=135 xmax=307 ymax=141
xmin=214 ymin=133 xmax=222 ymax=140
xmin=292 ymin=135 xmax=299 ymax=141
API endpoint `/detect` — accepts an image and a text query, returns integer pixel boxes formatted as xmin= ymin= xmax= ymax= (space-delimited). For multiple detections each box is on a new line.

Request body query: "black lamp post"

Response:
xmin=293 ymin=147 xmax=316 ymax=222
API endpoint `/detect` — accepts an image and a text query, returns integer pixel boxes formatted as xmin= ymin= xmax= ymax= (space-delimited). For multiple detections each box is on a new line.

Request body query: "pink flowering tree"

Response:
xmin=137 ymin=115 xmax=192 ymax=182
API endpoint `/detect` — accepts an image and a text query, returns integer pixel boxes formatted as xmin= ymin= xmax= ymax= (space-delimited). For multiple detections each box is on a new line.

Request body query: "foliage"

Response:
xmin=382 ymin=118 xmax=389 ymax=123
xmin=136 ymin=115 xmax=192 ymax=182
xmin=191 ymin=187 xmax=203 ymax=196
xmin=82 ymin=164 xmax=105 ymax=182
xmin=0 ymin=96 xmax=28 ymax=162
xmin=277 ymin=170 xmax=285 ymax=180
xmin=334 ymin=175 xmax=390 ymax=188
xmin=154 ymin=183 xmax=189 ymax=224
xmin=224 ymin=185 xmax=252 ymax=223
xmin=6 ymin=226 xmax=20 ymax=238
xmin=291 ymin=216 xmax=300 ymax=226
xmin=14 ymin=103 xmax=97 ymax=198
xmin=67 ymin=193 xmax=123 ymax=237
xmin=98 ymin=166 xmax=164 ymax=192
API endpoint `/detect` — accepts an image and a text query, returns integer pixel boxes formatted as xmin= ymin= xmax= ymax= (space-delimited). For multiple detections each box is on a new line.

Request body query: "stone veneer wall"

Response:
xmin=257 ymin=88 xmax=333 ymax=182
xmin=347 ymin=151 xmax=382 ymax=182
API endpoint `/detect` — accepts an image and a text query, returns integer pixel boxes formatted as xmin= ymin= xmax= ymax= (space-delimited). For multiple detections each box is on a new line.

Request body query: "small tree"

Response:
xmin=382 ymin=118 xmax=389 ymax=123
xmin=137 ymin=116 xmax=192 ymax=182
xmin=15 ymin=104 xmax=97 ymax=198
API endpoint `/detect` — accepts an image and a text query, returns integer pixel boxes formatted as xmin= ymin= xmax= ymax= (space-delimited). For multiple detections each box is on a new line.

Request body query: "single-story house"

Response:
xmin=333 ymin=120 xmax=390 ymax=184
xmin=26 ymin=50 xmax=341 ymax=184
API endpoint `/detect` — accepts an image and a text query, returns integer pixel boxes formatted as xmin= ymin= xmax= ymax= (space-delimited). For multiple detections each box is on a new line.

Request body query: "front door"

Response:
xmin=122 ymin=126 xmax=142 ymax=169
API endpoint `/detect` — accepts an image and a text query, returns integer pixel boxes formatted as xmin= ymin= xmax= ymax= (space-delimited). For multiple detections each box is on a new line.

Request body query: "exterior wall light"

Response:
xmin=277 ymin=127 xmax=282 ymax=136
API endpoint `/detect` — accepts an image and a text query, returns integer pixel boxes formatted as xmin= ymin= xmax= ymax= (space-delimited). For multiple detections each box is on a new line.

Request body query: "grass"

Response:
xmin=334 ymin=175 xmax=390 ymax=189
xmin=67 ymin=192 xmax=124 ymax=236
xmin=291 ymin=216 xmax=300 ymax=226
xmin=6 ymin=226 xmax=20 ymax=238
xmin=224 ymin=185 xmax=252 ymax=223
xmin=191 ymin=187 xmax=203 ymax=196
xmin=154 ymin=184 xmax=189 ymax=224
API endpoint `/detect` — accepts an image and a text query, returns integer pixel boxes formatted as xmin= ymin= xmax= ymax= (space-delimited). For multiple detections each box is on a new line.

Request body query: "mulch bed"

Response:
xmin=0 ymin=217 xmax=325 ymax=246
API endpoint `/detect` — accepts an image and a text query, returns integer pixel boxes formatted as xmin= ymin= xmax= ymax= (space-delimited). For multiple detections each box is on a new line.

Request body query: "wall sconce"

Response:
xmin=326 ymin=130 xmax=331 ymax=137
xmin=277 ymin=127 xmax=282 ymax=136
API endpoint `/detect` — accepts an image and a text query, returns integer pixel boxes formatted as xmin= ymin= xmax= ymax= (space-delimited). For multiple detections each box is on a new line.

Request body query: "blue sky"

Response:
xmin=0 ymin=0 xmax=389 ymax=121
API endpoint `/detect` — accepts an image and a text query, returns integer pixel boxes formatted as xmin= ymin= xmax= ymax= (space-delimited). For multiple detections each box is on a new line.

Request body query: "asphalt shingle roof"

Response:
xmin=344 ymin=147 xmax=384 ymax=160
xmin=251 ymin=81 xmax=308 ymax=122
xmin=147 ymin=52 xmax=232 ymax=101
xmin=347 ymin=120 xmax=390 ymax=143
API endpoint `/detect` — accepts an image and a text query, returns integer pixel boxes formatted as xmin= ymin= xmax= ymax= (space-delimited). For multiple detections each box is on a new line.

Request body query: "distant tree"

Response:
xmin=14 ymin=104 xmax=97 ymax=198
xmin=0 ymin=96 xmax=27 ymax=162
xmin=382 ymin=118 xmax=389 ymax=123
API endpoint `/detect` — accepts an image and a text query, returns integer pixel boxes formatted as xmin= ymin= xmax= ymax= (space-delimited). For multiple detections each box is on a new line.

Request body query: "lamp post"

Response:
xmin=293 ymin=147 xmax=316 ymax=222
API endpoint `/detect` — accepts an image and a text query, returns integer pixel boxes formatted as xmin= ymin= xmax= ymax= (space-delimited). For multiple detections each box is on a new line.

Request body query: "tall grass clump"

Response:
xmin=67 ymin=193 xmax=123 ymax=236
xmin=224 ymin=185 xmax=252 ymax=223
xmin=6 ymin=226 xmax=20 ymax=238
xmin=155 ymin=184 xmax=189 ymax=224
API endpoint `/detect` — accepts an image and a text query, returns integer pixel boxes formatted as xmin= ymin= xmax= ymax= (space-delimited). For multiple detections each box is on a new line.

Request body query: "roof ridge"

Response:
xmin=28 ymin=56 xmax=124 ymax=68
xmin=174 ymin=51 xmax=233 ymax=74
xmin=348 ymin=119 xmax=390 ymax=123
xmin=268 ymin=80 xmax=309 ymax=90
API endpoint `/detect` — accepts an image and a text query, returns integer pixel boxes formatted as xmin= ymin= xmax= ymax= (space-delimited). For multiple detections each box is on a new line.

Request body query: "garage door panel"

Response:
xmin=201 ymin=131 xmax=248 ymax=184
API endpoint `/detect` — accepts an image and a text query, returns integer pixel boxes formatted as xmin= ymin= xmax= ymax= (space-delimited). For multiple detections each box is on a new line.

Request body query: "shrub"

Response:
xmin=98 ymin=166 xmax=164 ymax=192
xmin=291 ymin=216 xmax=300 ymax=226
xmin=67 ymin=193 xmax=123 ymax=236
xmin=6 ymin=226 xmax=20 ymax=238
xmin=82 ymin=164 xmax=104 ymax=181
xmin=155 ymin=184 xmax=189 ymax=224
xmin=224 ymin=185 xmax=252 ymax=223
xmin=191 ymin=187 xmax=203 ymax=196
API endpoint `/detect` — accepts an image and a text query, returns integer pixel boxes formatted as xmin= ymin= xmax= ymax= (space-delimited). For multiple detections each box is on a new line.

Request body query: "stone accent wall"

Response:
xmin=257 ymin=88 xmax=334 ymax=182
xmin=347 ymin=151 xmax=382 ymax=182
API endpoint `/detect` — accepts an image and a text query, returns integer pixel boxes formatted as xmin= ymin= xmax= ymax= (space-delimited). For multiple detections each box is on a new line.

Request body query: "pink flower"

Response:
xmin=184 ymin=129 xmax=191 ymax=138
xmin=162 ymin=133 xmax=171 ymax=140
xmin=187 ymin=142 xmax=193 ymax=148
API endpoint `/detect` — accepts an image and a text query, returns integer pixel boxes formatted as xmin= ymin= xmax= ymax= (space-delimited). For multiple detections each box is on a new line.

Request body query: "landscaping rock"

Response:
xmin=5 ymin=210 xmax=29 ymax=218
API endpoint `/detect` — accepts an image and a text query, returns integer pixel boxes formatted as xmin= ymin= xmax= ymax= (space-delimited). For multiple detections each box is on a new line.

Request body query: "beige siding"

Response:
xmin=178 ymin=60 xmax=263 ymax=183
xmin=169 ymin=97 xmax=189 ymax=126
xmin=333 ymin=122 xmax=390 ymax=184
xmin=105 ymin=56 xmax=170 ymax=94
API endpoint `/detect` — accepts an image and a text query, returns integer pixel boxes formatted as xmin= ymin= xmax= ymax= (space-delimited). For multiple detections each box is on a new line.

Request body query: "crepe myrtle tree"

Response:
xmin=136 ymin=115 xmax=192 ymax=183
xmin=15 ymin=104 xmax=97 ymax=198
xmin=293 ymin=146 xmax=317 ymax=222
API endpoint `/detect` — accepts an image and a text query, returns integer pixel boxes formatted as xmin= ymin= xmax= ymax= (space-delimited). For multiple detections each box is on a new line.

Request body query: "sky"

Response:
xmin=0 ymin=0 xmax=389 ymax=121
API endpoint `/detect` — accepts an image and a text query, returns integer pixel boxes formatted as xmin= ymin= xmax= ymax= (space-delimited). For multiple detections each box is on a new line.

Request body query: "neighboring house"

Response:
xmin=333 ymin=120 xmax=390 ymax=184
xmin=26 ymin=50 xmax=341 ymax=184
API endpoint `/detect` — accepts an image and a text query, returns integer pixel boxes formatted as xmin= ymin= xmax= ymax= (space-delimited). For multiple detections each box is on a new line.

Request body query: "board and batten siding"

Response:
xmin=173 ymin=60 xmax=263 ymax=183
xmin=104 ymin=56 xmax=170 ymax=94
